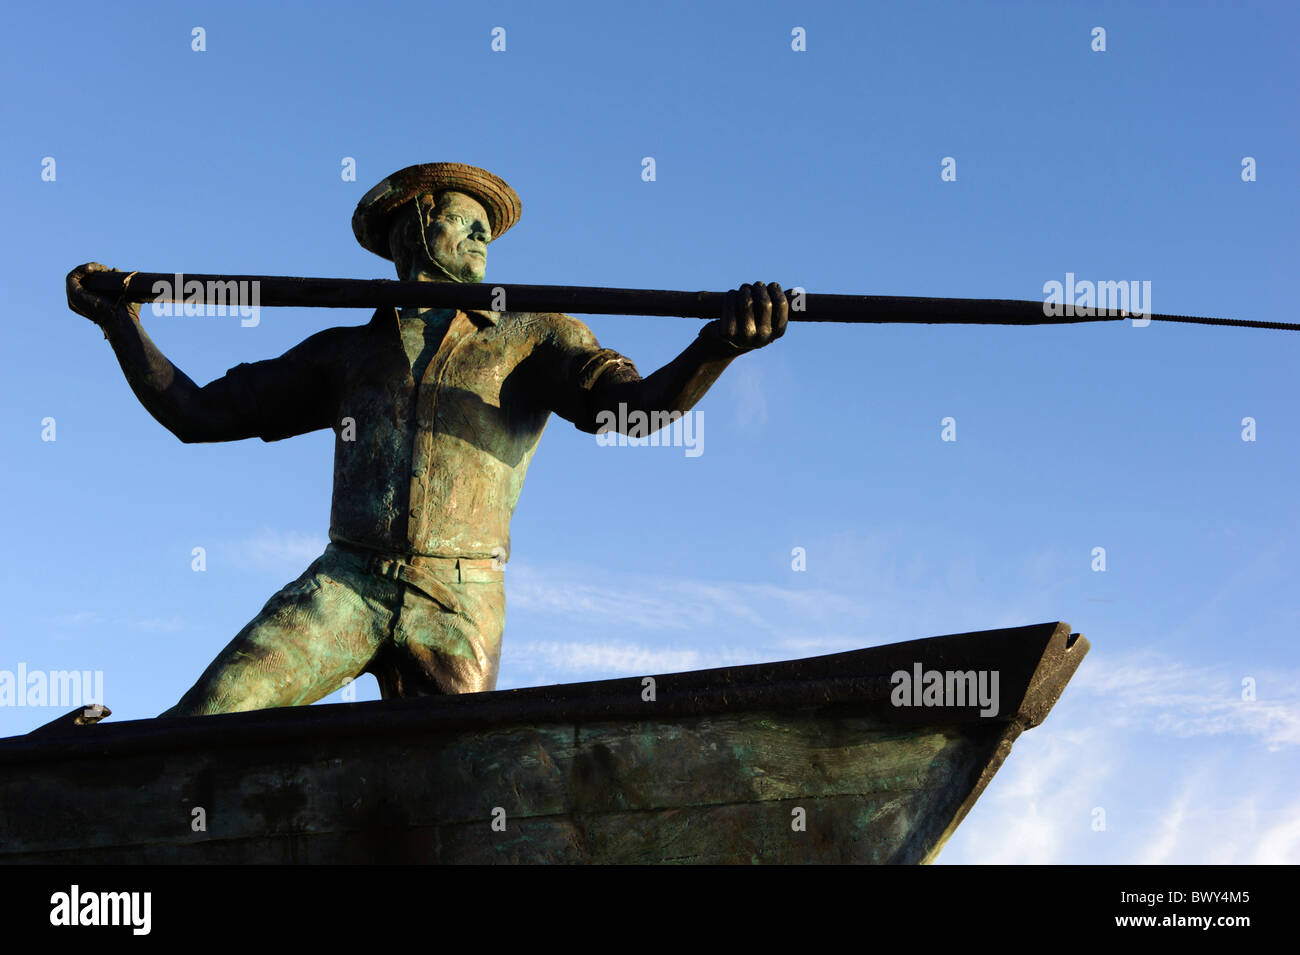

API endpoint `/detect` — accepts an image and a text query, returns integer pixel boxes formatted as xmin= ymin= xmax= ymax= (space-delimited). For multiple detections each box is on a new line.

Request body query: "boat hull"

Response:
xmin=0 ymin=621 xmax=1088 ymax=864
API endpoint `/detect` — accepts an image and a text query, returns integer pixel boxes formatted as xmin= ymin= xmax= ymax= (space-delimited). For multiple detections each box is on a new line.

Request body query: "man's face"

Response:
xmin=417 ymin=190 xmax=491 ymax=283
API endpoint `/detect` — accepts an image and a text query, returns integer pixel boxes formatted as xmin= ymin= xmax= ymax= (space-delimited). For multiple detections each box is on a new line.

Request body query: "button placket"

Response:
xmin=406 ymin=312 xmax=475 ymax=552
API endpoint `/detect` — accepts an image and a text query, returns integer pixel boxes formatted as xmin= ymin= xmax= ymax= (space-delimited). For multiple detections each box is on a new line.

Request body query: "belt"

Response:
xmin=329 ymin=542 xmax=504 ymax=613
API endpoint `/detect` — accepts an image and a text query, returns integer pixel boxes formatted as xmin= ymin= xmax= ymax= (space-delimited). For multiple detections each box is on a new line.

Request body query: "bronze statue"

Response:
xmin=65 ymin=162 xmax=788 ymax=717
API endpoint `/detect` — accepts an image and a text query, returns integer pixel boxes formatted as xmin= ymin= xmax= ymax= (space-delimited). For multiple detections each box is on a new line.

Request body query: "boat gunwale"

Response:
xmin=0 ymin=621 xmax=1088 ymax=768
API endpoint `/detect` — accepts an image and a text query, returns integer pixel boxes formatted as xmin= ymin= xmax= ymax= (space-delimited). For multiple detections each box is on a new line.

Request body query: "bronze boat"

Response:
xmin=0 ymin=621 xmax=1087 ymax=863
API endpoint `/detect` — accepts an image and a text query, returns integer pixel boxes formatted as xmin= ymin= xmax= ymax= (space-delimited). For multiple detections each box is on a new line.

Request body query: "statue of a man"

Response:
xmin=65 ymin=162 xmax=787 ymax=717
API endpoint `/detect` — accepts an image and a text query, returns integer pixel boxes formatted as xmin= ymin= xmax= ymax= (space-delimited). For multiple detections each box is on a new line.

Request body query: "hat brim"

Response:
xmin=352 ymin=162 xmax=522 ymax=260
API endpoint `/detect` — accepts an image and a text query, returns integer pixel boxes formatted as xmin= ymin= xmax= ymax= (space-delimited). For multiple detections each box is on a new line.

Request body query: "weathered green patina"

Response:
xmin=65 ymin=163 xmax=789 ymax=717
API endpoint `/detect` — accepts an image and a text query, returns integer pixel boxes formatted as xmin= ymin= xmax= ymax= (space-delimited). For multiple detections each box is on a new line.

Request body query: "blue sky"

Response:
xmin=2 ymin=0 xmax=1297 ymax=863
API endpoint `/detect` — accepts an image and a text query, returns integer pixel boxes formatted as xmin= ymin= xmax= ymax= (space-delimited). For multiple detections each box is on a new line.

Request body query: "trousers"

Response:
xmin=159 ymin=542 xmax=507 ymax=717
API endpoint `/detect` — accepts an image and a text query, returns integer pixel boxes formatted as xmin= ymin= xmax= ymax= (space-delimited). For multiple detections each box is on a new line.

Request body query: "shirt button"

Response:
xmin=412 ymin=465 xmax=425 ymax=477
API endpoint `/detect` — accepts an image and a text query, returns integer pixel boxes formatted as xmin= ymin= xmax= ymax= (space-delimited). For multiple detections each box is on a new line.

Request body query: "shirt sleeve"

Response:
xmin=527 ymin=313 xmax=640 ymax=431
xmin=198 ymin=328 xmax=339 ymax=442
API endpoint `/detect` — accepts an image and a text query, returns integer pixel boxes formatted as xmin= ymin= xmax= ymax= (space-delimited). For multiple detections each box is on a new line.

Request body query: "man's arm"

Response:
xmin=67 ymin=262 xmax=334 ymax=443
xmin=534 ymin=281 xmax=788 ymax=434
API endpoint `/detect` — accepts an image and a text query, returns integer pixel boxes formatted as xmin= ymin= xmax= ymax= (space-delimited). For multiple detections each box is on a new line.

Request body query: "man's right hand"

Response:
xmin=66 ymin=262 xmax=140 ymax=333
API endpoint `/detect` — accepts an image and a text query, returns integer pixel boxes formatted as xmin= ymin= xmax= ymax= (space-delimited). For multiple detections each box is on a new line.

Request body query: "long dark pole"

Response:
xmin=80 ymin=270 xmax=1300 ymax=331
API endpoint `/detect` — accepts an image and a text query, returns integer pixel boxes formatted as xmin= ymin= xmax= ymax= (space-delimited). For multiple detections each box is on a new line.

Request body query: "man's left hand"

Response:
xmin=702 ymin=281 xmax=789 ymax=355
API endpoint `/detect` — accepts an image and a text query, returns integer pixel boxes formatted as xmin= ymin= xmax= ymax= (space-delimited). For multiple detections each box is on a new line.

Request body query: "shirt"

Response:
xmin=204 ymin=306 xmax=639 ymax=560
xmin=398 ymin=307 xmax=453 ymax=379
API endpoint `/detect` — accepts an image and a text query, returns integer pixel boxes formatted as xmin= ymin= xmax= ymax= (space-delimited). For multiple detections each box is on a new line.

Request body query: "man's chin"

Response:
xmin=420 ymin=255 xmax=483 ymax=284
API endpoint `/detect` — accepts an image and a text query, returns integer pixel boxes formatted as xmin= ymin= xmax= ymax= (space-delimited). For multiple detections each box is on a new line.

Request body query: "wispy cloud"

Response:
xmin=939 ymin=726 xmax=1112 ymax=865
xmin=1130 ymin=794 xmax=1300 ymax=865
xmin=510 ymin=640 xmax=762 ymax=677
xmin=45 ymin=611 xmax=105 ymax=627
xmin=501 ymin=560 xmax=870 ymax=687
xmin=128 ymin=615 xmax=184 ymax=633
xmin=1073 ymin=653 xmax=1300 ymax=750
xmin=506 ymin=560 xmax=875 ymax=649
xmin=224 ymin=529 xmax=328 ymax=578
xmin=942 ymin=650 xmax=1300 ymax=864
xmin=1253 ymin=801 xmax=1300 ymax=864
xmin=35 ymin=611 xmax=186 ymax=633
xmin=1134 ymin=779 xmax=1196 ymax=865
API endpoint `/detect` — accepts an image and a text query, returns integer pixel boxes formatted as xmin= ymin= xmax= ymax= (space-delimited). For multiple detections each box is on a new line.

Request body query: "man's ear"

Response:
xmin=390 ymin=193 xmax=445 ymax=278
xmin=388 ymin=208 xmax=415 ymax=279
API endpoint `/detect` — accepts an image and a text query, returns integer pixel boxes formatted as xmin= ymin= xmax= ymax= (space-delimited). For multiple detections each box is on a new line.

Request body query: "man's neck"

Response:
xmin=400 ymin=268 xmax=458 ymax=320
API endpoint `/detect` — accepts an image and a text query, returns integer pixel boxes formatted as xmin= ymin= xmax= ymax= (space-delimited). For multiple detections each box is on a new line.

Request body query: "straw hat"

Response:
xmin=352 ymin=162 xmax=522 ymax=260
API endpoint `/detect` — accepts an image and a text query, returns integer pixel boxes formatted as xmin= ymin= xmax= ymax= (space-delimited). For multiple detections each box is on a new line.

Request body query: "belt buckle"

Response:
xmin=368 ymin=554 xmax=404 ymax=583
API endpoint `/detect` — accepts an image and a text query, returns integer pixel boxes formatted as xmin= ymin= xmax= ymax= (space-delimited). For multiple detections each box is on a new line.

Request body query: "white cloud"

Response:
xmin=1127 ymin=794 xmax=1300 ymax=865
xmin=128 ymin=615 xmax=184 ymax=633
xmin=1134 ymin=781 xmax=1195 ymax=865
xmin=225 ymin=529 xmax=328 ymax=578
xmin=937 ymin=724 xmax=1112 ymax=865
xmin=942 ymin=651 xmax=1300 ymax=864
xmin=34 ymin=610 xmax=185 ymax=633
xmin=509 ymin=640 xmax=761 ymax=677
xmin=1252 ymin=801 xmax=1300 ymax=864
xmin=1073 ymin=653 xmax=1300 ymax=750
xmin=506 ymin=560 xmax=876 ymax=649
xmin=44 ymin=611 xmax=105 ymax=626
